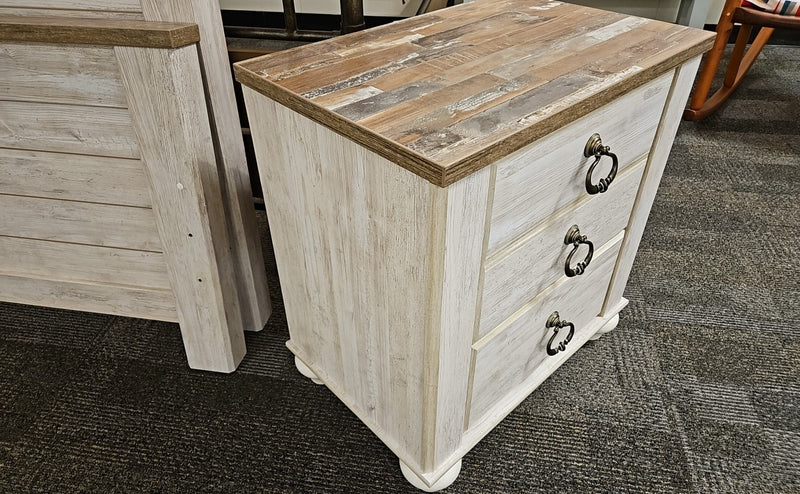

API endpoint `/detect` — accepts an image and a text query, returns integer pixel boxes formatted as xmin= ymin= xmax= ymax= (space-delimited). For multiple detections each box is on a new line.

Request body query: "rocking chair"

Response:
xmin=684 ymin=0 xmax=800 ymax=120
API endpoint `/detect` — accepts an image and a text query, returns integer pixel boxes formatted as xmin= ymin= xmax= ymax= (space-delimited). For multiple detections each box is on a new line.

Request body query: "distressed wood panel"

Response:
xmin=487 ymin=72 xmax=672 ymax=255
xmin=0 ymin=149 xmax=151 ymax=207
xmin=141 ymin=0 xmax=271 ymax=332
xmin=244 ymin=87 xmax=432 ymax=470
xmin=0 ymin=7 xmax=144 ymax=19
xmin=235 ymin=0 xmax=715 ymax=186
xmin=0 ymin=0 xmax=141 ymax=11
xmin=0 ymin=100 xmax=139 ymax=158
xmin=480 ymin=162 xmax=645 ymax=339
xmin=0 ymin=15 xmax=199 ymax=48
xmin=603 ymin=57 xmax=703 ymax=314
xmin=469 ymin=236 xmax=623 ymax=426
xmin=0 ymin=274 xmax=177 ymax=322
xmin=0 ymin=194 xmax=161 ymax=251
xmin=117 ymin=43 xmax=246 ymax=372
xmin=0 ymin=42 xmax=127 ymax=107
xmin=0 ymin=235 xmax=171 ymax=290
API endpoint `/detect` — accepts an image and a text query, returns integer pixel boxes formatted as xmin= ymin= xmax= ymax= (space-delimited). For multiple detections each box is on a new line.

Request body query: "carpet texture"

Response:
xmin=1 ymin=45 xmax=798 ymax=493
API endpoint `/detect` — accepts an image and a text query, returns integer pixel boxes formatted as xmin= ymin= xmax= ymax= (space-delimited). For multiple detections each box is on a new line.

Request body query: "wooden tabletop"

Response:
xmin=235 ymin=0 xmax=714 ymax=187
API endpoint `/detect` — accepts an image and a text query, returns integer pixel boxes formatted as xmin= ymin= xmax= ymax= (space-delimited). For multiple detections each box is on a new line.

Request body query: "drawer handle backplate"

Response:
xmin=546 ymin=311 xmax=575 ymax=356
xmin=584 ymin=133 xmax=618 ymax=195
xmin=564 ymin=225 xmax=594 ymax=277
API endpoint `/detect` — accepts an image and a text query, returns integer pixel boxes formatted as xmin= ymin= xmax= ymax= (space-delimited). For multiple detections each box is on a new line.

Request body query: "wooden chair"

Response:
xmin=684 ymin=0 xmax=800 ymax=120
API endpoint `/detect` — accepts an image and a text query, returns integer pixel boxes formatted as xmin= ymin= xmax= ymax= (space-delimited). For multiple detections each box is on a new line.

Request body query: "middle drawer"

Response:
xmin=478 ymin=160 xmax=645 ymax=339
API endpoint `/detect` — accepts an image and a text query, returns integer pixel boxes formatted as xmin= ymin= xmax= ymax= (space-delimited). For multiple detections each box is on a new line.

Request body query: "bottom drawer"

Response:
xmin=468 ymin=234 xmax=623 ymax=426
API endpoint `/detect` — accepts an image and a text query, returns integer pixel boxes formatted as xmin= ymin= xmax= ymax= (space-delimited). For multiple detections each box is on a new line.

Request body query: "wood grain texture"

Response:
xmin=479 ymin=163 xmax=645 ymax=339
xmin=0 ymin=235 xmax=171 ymax=290
xmin=0 ymin=42 xmax=126 ymax=107
xmin=487 ymin=72 xmax=672 ymax=255
xmin=0 ymin=149 xmax=151 ymax=207
xmin=603 ymin=56 xmax=703 ymax=315
xmin=0 ymin=274 xmax=177 ymax=322
xmin=0 ymin=15 xmax=199 ymax=48
xmin=0 ymin=100 xmax=139 ymax=158
xmin=470 ymin=235 xmax=623 ymax=426
xmin=235 ymin=0 xmax=715 ymax=187
xmin=141 ymin=0 xmax=271 ymax=332
xmin=0 ymin=0 xmax=141 ymax=11
xmin=0 ymin=7 xmax=144 ymax=19
xmin=0 ymin=194 xmax=160 ymax=251
xmin=116 ymin=44 xmax=246 ymax=372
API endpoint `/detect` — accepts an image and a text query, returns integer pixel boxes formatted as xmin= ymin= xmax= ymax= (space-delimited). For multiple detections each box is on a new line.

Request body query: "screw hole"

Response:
xmin=198 ymin=278 xmax=202 ymax=283
xmin=188 ymin=233 xmax=193 ymax=238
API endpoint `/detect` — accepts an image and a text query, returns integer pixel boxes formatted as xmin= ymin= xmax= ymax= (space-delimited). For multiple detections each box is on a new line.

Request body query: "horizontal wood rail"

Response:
xmin=0 ymin=15 xmax=199 ymax=48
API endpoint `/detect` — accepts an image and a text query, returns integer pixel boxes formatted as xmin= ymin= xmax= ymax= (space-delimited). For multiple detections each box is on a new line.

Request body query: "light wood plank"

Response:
xmin=480 ymin=163 xmax=645 ymax=338
xmin=0 ymin=0 xmax=141 ymax=11
xmin=116 ymin=43 xmax=246 ymax=372
xmin=0 ymin=42 xmax=127 ymax=107
xmin=488 ymin=71 xmax=672 ymax=254
xmin=470 ymin=236 xmax=623 ymax=426
xmin=0 ymin=15 xmax=199 ymax=48
xmin=0 ymin=274 xmax=177 ymax=322
xmin=244 ymin=87 xmax=432 ymax=472
xmin=603 ymin=56 xmax=703 ymax=314
xmin=141 ymin=0 xmax=271 ymax=332
xmin=0 ymin=194 xmax=161 ymax=251
xmin=0 ymin=149 xmax=151 ymax=207
xmin=0 ymin=7 xmax=144 ymax=19
xmin=426 ymin=166 xmax=491 ymax=469
xmin=0 ymin=235 xmax=171 ymax=290
xmin=0 ymin=100 xmax=139 ymax=158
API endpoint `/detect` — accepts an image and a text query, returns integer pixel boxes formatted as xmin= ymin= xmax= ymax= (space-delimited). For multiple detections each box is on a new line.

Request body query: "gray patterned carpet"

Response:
xmin=1 ymin=45 xmax=798 ymax=493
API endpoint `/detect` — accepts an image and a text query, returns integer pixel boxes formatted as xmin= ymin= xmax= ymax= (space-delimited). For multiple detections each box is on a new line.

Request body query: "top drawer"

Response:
xmin=487 ymin=71 xmax=673 ymax=255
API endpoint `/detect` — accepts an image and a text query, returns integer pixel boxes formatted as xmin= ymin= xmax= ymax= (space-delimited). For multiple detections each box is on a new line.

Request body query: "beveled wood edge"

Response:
xmin=0 ymin=15 xmax=199 ymax=48
xmin=235 ymin=32 xmax=714 ymax=188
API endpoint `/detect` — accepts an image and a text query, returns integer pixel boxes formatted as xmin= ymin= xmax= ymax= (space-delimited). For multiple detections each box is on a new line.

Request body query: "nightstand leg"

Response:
xmin=590 ymin=313 xmax=620 ymax=341
xmin=294 ymin=356 xmax=323 ymax=385
xmin=400 ymin=459 xmax=461 ymax=493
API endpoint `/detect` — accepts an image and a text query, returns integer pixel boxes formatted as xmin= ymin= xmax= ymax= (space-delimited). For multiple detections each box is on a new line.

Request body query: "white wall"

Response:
xmin=219 ymin=0 xmax=425 ymax=17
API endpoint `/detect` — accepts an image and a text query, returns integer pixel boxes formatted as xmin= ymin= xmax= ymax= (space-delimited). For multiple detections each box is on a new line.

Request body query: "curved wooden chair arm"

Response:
xmin=683 ymin=1 xmax=799 ymax=121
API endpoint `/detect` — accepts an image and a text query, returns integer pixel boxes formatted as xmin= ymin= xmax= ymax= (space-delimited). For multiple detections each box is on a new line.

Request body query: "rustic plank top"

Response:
xmin=0 ymin=15 xmax=199 ymax=49
xmin=235 ymin=0 xmax=714 ymax=187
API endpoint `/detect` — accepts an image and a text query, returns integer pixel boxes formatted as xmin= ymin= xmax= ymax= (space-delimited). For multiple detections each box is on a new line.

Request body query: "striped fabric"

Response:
xmin=742 ymin=0 xmax=800 ymax=16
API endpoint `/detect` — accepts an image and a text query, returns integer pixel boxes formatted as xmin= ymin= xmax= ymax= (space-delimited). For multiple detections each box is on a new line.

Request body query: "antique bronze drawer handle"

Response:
xmin=584 ymin=133 xmax=618 ymax=194
xmin=564 ymin=225 xmax=594 ymax=277
xmin=546 ymin=311 xmax=575 ymax=356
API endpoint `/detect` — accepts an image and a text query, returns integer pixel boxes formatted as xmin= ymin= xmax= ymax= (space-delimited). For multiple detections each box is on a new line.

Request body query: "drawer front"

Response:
xmin=469 ymin=237 xmax=623 ymax=427
xmin=478 ymin=161 xmax=645 ymax=339
xmin=488 ymin=71 xmax=672 ymax=256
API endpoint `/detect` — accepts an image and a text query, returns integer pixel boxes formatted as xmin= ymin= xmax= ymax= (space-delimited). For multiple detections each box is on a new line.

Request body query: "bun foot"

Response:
xmin=400 ymin=459 xmax=461 ymax=492
xmin=294 ymin=356 xmax=323 ymax=385
xmin=590 ymin=313 xmax=620 ymax=341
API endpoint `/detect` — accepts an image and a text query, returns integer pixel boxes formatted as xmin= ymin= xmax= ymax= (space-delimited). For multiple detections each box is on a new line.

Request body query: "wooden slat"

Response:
xmin=0 ymin=8 xmax=144 ymax=20
xmin=0 ymin=195 xmax=161 ymax=252
xmin=0 ymin=235 xmax=171 ymax=290
xmin=140 ymin=0 xmax=271 ymax=332
xmin=0 ymin=0 xmax=141 ymax=11
xmin=0 ymin=149 xmax=151 ymax=207
xmin=234 ymin=0 xmax=716 ymax=187
xmin=0 ymin=42 xmax=127 ymax=107
xmin=0 ymin=274 xmax=178 ymax=322
xmin=116 ymin=43 xmax=246 ymax=372
xmin=603 ymin=57 xmax=703 ymax=315
xmin=0 ymin=100 xmax=139 ymax=158
xmin=0 ymin=15 xmax=199 ymax=48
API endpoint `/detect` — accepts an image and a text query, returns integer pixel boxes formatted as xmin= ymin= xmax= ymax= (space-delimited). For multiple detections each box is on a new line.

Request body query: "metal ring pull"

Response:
xmin=546 ymin=311 xmax=575 ymax=356
xmin=584 ymin=133 xmax=618 ymax=195
xmin=564 ymin=225 xmax=594 ymax=277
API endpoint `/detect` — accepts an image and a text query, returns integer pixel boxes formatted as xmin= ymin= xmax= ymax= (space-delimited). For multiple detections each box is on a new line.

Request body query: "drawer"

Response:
xmin=487 ymin=70 xmax=672 ymax=256
xmin=469 ymin=236 xmax=623 ymax=427
xmin=478 ymin=161 xmax=645 ymax=339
